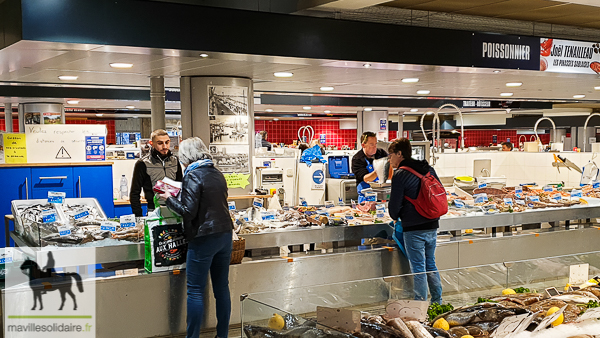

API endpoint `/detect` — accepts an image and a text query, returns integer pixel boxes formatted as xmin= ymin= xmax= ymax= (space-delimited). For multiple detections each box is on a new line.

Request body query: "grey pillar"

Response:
xmin=179 ymin=76 xmax=254 ymax=195
xmin=4 ymin=103 xmax=13 ymax=132
xmin=150 ymin=76 xmax=166 ymax=132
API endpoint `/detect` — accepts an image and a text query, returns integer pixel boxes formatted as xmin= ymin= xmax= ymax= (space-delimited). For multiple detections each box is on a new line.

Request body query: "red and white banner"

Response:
xmin=540 ymin=38 xmax=600 ymax=74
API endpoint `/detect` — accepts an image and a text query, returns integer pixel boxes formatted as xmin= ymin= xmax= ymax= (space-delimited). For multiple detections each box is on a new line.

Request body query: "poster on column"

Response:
xmin=25 ymin=124 xmax=107 ymax=163
xmin=540 ymin=38 xmax=600 ymax=74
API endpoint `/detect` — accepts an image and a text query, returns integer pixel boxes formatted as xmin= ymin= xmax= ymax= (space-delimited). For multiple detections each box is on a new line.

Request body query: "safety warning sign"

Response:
xmin=85 ymin=136 xmax=105 ymax=161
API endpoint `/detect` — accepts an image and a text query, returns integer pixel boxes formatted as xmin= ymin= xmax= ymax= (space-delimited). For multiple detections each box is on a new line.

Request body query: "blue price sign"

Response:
xmin=85 ymin=135 xmax=106 ymax=161
xmin=503 ymin=198 xmax=513 ymax=206
xmin=478 ymin=183 xmax=487 ymax=189
xmin=515 ymin=186 xmax=523 ymax=194
xmin=228 ymin=201 xmax=236 ymax=210
xmin=571 ymin=190 xmax=583 ymax=198
xmin=543 ymin=186 xmax=553 ymax=192
xmin=74 ymin=211 xmax=89 ymax=220
xmin=120 ymin=214 xmax=136 ymax=228
xmin=100 ymin=221 xmax=117 ymax=232
xmin=553 ymin=193 xmax=562 ymax=201
xmin=47 ymin=191 xmax=66 ymax=204
xmin=319 ymin=134 xmax=326 ymax=144
xmin=528 ymin=196 xmax=540 ymax=202
xmin=379 ymin=118 xmax=387 ymax=131
xmin=58 ymin=226 xmax=71 ymax=237
xmin=42 ymin=210 xmax=57 ymax=223
xmin=253 ymin=198 xmax=263 ymax=208
xmin=454 ymin=199 xmax=465 ymax=208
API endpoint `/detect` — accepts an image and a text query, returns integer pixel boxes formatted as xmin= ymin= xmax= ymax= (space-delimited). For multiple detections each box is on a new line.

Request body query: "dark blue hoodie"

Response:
xmin=388 ymin=158 xmax=441 ymax=231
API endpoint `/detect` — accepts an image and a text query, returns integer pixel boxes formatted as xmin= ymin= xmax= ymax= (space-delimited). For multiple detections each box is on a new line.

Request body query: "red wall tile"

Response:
xmin=255 ymin=120 xmax=357 ymax=149
xmin=461 ymin=130 xmax=549 ymax=148
xmin=66 ymin=119 xmax=116 ymax=144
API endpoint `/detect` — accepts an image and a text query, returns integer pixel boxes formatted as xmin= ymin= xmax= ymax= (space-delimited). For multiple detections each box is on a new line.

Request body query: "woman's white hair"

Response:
xmin=178 ymin=137 xmax=212 ymax=166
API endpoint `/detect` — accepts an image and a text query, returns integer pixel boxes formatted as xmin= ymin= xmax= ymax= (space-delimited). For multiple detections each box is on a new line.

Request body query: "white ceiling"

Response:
xmin=1 ymin=40 xmax=599 ymax=116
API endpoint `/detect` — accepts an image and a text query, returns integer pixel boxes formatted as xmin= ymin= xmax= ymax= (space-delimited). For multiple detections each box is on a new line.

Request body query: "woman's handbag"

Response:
xmin=230 ymin=231 xmax=245 ymax=265
xmin=144 ymin=196 xmax=188 ymax=273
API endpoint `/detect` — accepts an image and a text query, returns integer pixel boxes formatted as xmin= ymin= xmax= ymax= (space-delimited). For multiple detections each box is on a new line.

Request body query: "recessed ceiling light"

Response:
xmin=500 ymin=92 xmax=514 ymax=97
xmin=133 ymin=116 xmax=139 ymax=119
xmin=273 ymin=118 xmax=279 ymax=121
xmin=303 ymin=106 xmax=311 ymax=110
xmin=324 ymin=110 xmax=331 ymax=113
xmin=255 ymin=116 xmax=260 ymax=119
xmin=493 ymin=70 xmax=501 ymax=73
xmin=110 ymin=63 xmax=133 ymax=69
xmin=199 ymin=53 xmax=209 ymax=58
xmin=426 ymin=111 xmax=434 ymax=115
xmin=265 ymin=108 xmax=273 ymax=112
xmin=595 ymin=86 xmax=600 ymax=90
xmin=402 ymin=78 xmax=419 ymax=83
xmin=410 ymin=108 xmax=419 ymax=112
xmin=58 ymin=75 xmax=78 ymax=81
xmin=417 ymin=90 xmax=430 ymax=95
xmin=96 ymin=113 xmax=103 ymax=117
xmin=363 ymin=63 xmax=371 ymax=68
xmin=126 ymin=105 xmax=135 ymax=109
xmin=66 ymin=100 xmax=79 ymax=105
xmin=274 ymin=72 xmax=293 ymax=78
xmin=573 ymin=94 xmax=586 ymax=99
xmin=506 ymin=82 xmax=523 ymax=87
xmin=320 ymin=86 xmax=334 ymax=91
xmin=364 ymin=108 xmax=372 ymax=111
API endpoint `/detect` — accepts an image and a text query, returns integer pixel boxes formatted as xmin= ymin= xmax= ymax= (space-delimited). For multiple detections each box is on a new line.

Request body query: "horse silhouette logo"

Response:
xmin=19 ymin=252 xmax=84 ymax=311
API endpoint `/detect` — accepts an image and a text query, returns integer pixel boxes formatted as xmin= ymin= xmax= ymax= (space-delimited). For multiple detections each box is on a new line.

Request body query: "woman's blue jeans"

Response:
xmin=186 ymin=232 xmax=232 ymax=338
xmin=402 ymin=229 xmax=443 ymax=305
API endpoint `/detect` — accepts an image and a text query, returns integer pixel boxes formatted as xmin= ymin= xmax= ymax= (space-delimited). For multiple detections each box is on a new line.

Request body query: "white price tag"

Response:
xmin=491 ymin=313 xmax=535 ymax=338
xmin=47 ymin=191 xmax=66 ymax=204
xmin=228 ymin=201 xmax=236 ymax=210
xmin=100 ymin=221 xmax=117 ymax=232
xmin=474 ymin=193 xmax=488 ymax=204
xmin=120 ymin=214 xmax=136 ymax=228
xmin=57 ymin=225 xmax=72 ymax=237
xmin=576 ymin=307 xmax=600 ymax=322
xmin=324 ymin=201 xmax=335 ymax=208
xmin=454 ymin=199 xmax=465 ymax=208
xmin=385 ymin=300 xmax=429 ymax=322
xmin=515 ymin=186 xmax=523 ymax=194
xmin=543 ymin=185 xmax=553 ymax=192
xmin=571 ymin=189 xmax=583 ymax=198
xmin=300 ymin=197 xmax=307 ymax=207
xmin=0 ymin=248 xmax=13 ymax=264
xmin=503 ymin=198 xmax=513 ymax=206
xmin=74 ymin=210 xmax=89 ymax=219
xmin=41 ymin=210 xmax=57 ymax=223
xmin=253 ymin=198 xmax=263 ymax=208
xmin=261 ymin=211 xmax=276 ymax=221
xmin=528 ymin=195 xmax=540 ymax=202
xmin=515 ymin=199 xmax=525 ymax=205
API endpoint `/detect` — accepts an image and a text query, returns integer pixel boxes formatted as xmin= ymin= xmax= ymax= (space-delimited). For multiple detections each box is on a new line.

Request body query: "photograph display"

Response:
xmin=208 ymin=86 xmax=248 ymax=116
xmin=43 ymin=112 xmax=62 ymax=124
xmin=209 ymin=115 xmax=249 ymax=144
xmin=209 ymin=144 xmax=249 ymax=173
xmin=24 ymin=112 xmax=41 ymax=125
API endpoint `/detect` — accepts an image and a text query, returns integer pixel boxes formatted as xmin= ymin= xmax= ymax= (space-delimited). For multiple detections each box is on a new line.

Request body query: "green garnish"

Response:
xmin=514 ymin=287 xmax=530 ymax=293
xmin=427 ymin=303 xmax=454 ymax=322
xmin=477 ymin=297 xmax=498 ymax=303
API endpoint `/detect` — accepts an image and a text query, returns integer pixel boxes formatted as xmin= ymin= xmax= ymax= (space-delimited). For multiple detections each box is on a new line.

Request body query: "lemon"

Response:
xmin=268 ymin=313 xmax=285 ymax=330
xmin=564 ymin=283 xmax=571 ymax=292
xmin=546 ymin=306 xmax=564 ymax=327
xmin=461 ymin=336 xmax=475 ymax=338
xmin=433 ymin=318 xmax=450 ymax=331
xmin=502 ymin=288 xmax=516 ymax=295
xmin=465 ymin=229 xmax=473 ymax=234
xmin=456 ymin=176 xmax=474 ymax=182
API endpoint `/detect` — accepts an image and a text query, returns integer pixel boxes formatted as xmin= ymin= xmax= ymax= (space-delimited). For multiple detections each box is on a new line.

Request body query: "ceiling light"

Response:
xmin=255 ymin=116 xmax=260 ymax=119
xmin=402 ymin=78 xmax=419 ymax=83
xmin=109 ymin=63 xmax=133 ymax=69
xmin=417 ymin=90 xmax=430 ymax=95
xmin=320 ymin=86 xmax=334 ymax=91
xmin=133 ymin=116 xmax=139 ymax=119
xmin=426 ymin=111 xmax=434 ymax=115
xmin=126 ymin=105 xmax=135 ymax=109
xmin=364 ymin=108 xmax=372 ymax=111
xmin=265 ymin=109 xmax=273 ymax=112
xmin=506 ymin=82 xmax=523 ymax=87
xmin=96 ymin=113 xmax=103 ymax=117
xmin=363 ymin=63 xmax=371 ymax=68
xmin=199 ymin=53 xmax=209 ymax=58
xmin=303 ymin=106 xmax=311 ymax=110
xmin=58 ymin=75 xmax=78 ymax=81
xmin=274 ymin=72 xmax=293 ymax=78
xmin=573 ymin=94 xmax=586 ymax=99
xmin=410 ymin=108 xmax=419 ymax=112
xmin=324 ymin=110 xmax=331 ymax=113
xmin=66 ymin=100 xmax=79 ymax=105
xmin=500 ymin=92 xmax=514 ymax=97
xmin=595 ymin=86 xmax=600 ymax=90
xmin=493 ymin=70 xmax=501 ymax=73
xmin=273 ymin=118 xmax=279 ymax=121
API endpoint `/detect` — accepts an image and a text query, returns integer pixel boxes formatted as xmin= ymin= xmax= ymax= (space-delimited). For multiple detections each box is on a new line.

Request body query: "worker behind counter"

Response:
xmin=501 ymin=141 xmax=513 ymax=151
xmin=259 ymin=131 xmax=272 ymax=151
xmin=352 ymin=131 xmax=388 ymax=202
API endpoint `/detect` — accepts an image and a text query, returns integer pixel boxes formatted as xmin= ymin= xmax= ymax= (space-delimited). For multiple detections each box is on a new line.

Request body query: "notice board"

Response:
xmin=25 ymin=124 xmax=107 ymax=163
xmin=3 ymin=133 xmax=27 ymax=163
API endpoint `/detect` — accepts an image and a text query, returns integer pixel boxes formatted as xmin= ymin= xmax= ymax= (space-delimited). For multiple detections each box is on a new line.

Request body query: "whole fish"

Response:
xmin=385 ymin=318 xmax=414 ymax=338
xmin=423 ymin=326 xmax=449 ymax=338
xmin=405 ymin=321 xmax=434 ymax=338
xmin=361 ymin=321 xmax=411 ymax=338
xmin=446 ymin=327 xmax=469 ymax=338
xmin=445 ymin=312 xmax=476 ymax=327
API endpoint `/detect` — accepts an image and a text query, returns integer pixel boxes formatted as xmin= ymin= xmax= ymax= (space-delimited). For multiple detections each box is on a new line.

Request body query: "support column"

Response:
xmin=180 ymin=76 xmax=254 ymax=196
xmin=4 ymin=103 xmax=13 ymax=132
xmin=150 ymin=76 xmax=166 ymax=131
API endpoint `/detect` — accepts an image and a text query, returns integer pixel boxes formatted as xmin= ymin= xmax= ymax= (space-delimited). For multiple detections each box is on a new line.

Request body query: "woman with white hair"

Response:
xmin=159 ymin=137 xmax=233 ymax=338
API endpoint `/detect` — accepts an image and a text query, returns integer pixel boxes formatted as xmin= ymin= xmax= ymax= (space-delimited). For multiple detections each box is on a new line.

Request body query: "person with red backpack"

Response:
xmin=388 ymin=138 xmax=444 ymax=305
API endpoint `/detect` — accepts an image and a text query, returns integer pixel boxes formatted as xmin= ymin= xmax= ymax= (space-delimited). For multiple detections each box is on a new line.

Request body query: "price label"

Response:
xmin=515 ymin=193 xmax=522 ymax=199
xmin=493 ymin=313 xmax=536 ymax=337
xmin=528 ymin=196 xmax=540 ymax=202
xmin=41 ymin=210 xmax=57 ymax=223
xmin=454 ymin=199 xmax=465 ymax=208
xmin=571 ymin=190 xmax=583 ymax=198
xmin=543 ymin=186 xmax=553 ymax=192
xmin=74 ymin=211 xmax=89 ymax=220
xmin=325 ymin=201 xmax=335 ymax=208
xmin=533 ymin=305 xmax=567 ymax=331
xmin=261 ymin=211 xmax=276 ymax=221
xmin=515 ymin=186 xmax=523 ymax=194
xmin=338 ymin=198 xmax=344 ymax=206
xmin=478 ymin=183 xmax=487 ymax=189
xmin=228 ymin=201 xmax=236 ymax=210
xmin=503 ymin=198 xmax=513 ymax=206
xmin=376 ymin=204 xmax=386 ymax=218
xmin=300 ymin=197 xmax=308 ymax=207
xmin=553 ymin=193 xmax=562 ymax=201
xmin=100 ymin=221 xmax=117 ymax=232
xmin=365 ymin=192 xmax=377 ymax=202
xmin=120 ymin=214 xmax=136 ymax=228
xmin=345 ymin=214 xmax=354 ymax=220
xmin=0 ymin=249 xmax=13 ymax=264
xmin=474 ymin=193 xmax=488 ymax=204
xmin=516 ymin=199 xmax=526 ymax=205
xmin=57 ymin=225 xmax=71 ymax=237
xmin=253 ymin=198 xmax=264 ymax=208
xmin=47 ymin=191 xmax=66 ymax=204
xmin=594 ymin=182 xmax=600 ymax=189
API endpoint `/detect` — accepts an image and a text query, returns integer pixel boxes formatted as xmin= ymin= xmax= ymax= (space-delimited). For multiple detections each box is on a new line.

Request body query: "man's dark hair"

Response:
xmin=501 ymin=141 xmax=513 ymax=150
xmin=259 ymin=130 xmax=268 ymax=140
xmin=360 ymin=131 xmax=376 ymax=144
xmin=388 ymin=138 xmax=412 ymax=160
xmin=298 ymin=143 xmax=309 ymax=152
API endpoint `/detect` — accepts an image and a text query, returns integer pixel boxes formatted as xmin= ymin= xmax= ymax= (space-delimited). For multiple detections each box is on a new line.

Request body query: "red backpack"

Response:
xmin=399 ymin=166 xmax=448 ymax=219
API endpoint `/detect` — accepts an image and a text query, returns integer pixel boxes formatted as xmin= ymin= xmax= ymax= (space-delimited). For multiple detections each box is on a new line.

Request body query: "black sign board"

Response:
xmin=472 ymin=33 xmax=540 ymax=70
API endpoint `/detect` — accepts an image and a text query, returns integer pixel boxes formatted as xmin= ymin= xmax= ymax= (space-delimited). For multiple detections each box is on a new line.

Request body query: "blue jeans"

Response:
xmin=186 ymin=232 xmax=232 ymax=338
xmin=403 ymin=229 xmax=443 ymax=305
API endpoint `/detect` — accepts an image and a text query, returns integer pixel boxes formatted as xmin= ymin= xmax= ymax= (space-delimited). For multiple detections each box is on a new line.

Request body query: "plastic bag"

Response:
xmin=300 ymin=145 xmax=326 ymax=166
xmin=144 ymin=199 xmax=187 ymax=273
xmin=373 ymin=157 xmax=390 ymax=182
